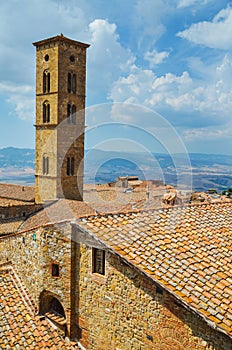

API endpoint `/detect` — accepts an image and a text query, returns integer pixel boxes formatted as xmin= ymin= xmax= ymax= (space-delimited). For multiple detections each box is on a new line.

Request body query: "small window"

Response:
xmin=67 ymin=73 xmax=76 ymax=94
xmin=67 ymin=73 xmax=72 ymax=93
xmin=44 ymin=54 xmax=49 ymax=61
xmin=43 ymin=102 xmax=50 ymax=123
xmin=67 ymin=157 xmax=75 ymax=176
xmin=67 ymin=103 xmax=71 ymax=123
xmin=156 ymin=285 xmax=163 ymax=295
xmin=92 ymin=248 xmax=105 ymax=275
xmin=43 ymin=70 xmax=50 ymax=93
xmin=43 ymin=156 xmax=49 ymax=175
xmin=72 ymin=74 xmax=76 ymax=93
xmin=51 ymin=263 xmax=60 ymax=277
xmin=67 ymin=103 xmax=76 ymax=124
xmin=70 ymin=55 xmax=75 ymax=62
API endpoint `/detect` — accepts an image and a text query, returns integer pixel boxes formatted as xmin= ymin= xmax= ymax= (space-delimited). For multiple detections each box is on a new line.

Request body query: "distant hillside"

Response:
xmin=0 ymin=147 xmax=232 ymax=192
xmin=0 ymin=147 xmax=35 ymax=185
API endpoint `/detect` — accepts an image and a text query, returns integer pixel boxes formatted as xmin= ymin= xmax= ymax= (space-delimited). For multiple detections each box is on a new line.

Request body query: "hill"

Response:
xmin=0 ymin=147 xmax=232 ymax=192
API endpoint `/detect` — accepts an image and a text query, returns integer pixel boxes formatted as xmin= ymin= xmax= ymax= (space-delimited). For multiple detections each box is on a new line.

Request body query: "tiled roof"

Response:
xmin=19 ymin=199 xmax=96 ymax=231
xmin=78 ymin=200 xmax=232 ymax=338
xmin=0 ymin=265 xmax=78 ymax=349
xmin=0 ymin=184 xmax=35 ymax=202
xmin=0 ymin=198 xmax=34 ymax=207
xmin=0 ymin=219 xmax=24 ymax=235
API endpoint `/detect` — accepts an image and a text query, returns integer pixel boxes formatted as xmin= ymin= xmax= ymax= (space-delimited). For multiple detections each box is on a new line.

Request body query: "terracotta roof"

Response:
xmin=78 ymin=201 xmax=232 ymax=338
xmin=0 ymin=219 xmax=24 ymax=235
xmin=20 ymin=199 xmax=96 ymax=232
xmin=0 ymin=198 xmax=35 ymax=207
xmin=0 ymin=184 xmax=35 ymax=202
xmin=0 ymin=265 xmax=78 ymax=349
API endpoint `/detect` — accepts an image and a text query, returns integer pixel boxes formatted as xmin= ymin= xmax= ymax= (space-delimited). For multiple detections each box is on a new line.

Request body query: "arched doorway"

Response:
xmin=39 ymin=291 xmax=67 ymax=333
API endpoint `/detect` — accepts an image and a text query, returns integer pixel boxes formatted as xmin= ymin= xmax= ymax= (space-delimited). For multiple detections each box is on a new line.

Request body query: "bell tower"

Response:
xmin=33 ymin=35 xmax=89 ymax=204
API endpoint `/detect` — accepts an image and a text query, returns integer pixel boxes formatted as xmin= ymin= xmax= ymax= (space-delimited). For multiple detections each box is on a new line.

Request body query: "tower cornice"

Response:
xmin=33 ymin=34 xmax=90 ymax=49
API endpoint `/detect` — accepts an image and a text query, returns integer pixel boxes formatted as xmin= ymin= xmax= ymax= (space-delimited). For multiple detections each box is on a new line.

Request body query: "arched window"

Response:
xmin=43 ymin=156 xmax=49 ymax=175
xmin=43 ymin=71 xmax=50 ymax=93
xmin=43 ymin=101 xmax=50 ymax=123
xmin=67 ymin=73 xmax=71 ymax=93
xmin=67 ymin=73 xmax=76 ymax=94
xmin=71 ymin=104 xmax=76 ymax=124
xmin=67 ymin=157 xmax=74 ymax=176
xmin=67 ymin=103 xmax=71 ymax=123
xmin=67 ymin=104 xmax=76 ymax=124
xmin=72 ymin=74 xmax=76 ymax=93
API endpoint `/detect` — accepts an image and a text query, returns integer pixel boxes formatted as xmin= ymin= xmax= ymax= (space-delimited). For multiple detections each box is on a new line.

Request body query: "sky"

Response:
xmin=0 ymin=0 xmax=232 ymax=155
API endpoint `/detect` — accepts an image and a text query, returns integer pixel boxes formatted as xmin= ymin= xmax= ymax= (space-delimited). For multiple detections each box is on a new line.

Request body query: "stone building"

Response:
xmin=0 ymin=34 xmax=232 ymax=349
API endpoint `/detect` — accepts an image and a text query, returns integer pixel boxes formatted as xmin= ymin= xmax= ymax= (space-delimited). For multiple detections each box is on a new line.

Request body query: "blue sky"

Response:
xmin=0 ymin=0 xmax=232 ymax=154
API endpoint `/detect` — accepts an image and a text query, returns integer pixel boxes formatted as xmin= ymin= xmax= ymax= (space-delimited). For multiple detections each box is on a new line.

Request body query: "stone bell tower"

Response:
xmin=33 ymin=34 xmax=89 ymax=204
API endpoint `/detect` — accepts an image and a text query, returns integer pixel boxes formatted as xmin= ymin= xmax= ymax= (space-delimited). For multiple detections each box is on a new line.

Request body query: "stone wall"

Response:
xmin=0 ymin=224 xmax=73 ymax=332
xmin=0 ymin=203 xmax=41 ymax=220
xmin=34 ymin=37 xmax=88 ymax=203
xmin=0 ymin=221 xmax=231 ymax=349
xmin=75 ymin=230 xmax=232 ymax=350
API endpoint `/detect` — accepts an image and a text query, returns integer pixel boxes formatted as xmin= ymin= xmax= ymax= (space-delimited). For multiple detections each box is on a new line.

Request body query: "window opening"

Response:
xmin=72 ymin=74 xmax=76 ymax=93
xmin=67 ymin=73 xmax=76 ymax=93
xmin=70 ymin=55 xmax=75 ymax=62
xmin=67 ymin=157 xmax=75 ymax=176
xmin=92 ymin=248 xmax=105 ymax=275
xmin=51 ymin=263 xmax=60 ymax=277
xmin=67 ymin=73 xmax=71 ymax=93
xmin=43 ymin=102 xmax=50 ymax=123
xmin=50 ymin=298 xmax=65 ymax=317
xmin=43 ymin=156 xmax=49 ymax=175
xmin=43 ymin=71 xmax=50 ymax=93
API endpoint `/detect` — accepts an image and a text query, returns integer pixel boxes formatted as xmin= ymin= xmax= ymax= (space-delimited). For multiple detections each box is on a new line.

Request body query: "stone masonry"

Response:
xmin=33 ymin=35 xmax=89 ymax=203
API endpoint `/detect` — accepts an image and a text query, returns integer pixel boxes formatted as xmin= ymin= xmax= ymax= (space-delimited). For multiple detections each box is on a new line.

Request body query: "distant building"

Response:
xmin=0 ymin=34 xmax=232 ymax=350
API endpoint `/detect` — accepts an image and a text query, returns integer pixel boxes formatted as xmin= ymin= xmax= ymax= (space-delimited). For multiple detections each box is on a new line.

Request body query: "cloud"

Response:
xmin=87 ymin=19 xmax=135 ymax=103
xmin=144 ymin=49 xmax=169 ymax=67
xmin=0 ymin=82 xmax=34 ymax=121
xmin=177 ymin=7 xmax=232 ymax=49
xmin=177 ymin=0 xmax=210 ymax=9
xmin=133 ymin=0 xmax=172 ymax=51
xmin=182 ymin=125 xmax=232 ymax=141
xmin=109 ymin=55 xmax=232 ymax=129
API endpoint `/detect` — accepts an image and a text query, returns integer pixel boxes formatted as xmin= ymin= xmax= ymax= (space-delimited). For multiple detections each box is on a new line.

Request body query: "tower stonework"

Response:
xmin=33 ymin=35 xmax=89 ymax=204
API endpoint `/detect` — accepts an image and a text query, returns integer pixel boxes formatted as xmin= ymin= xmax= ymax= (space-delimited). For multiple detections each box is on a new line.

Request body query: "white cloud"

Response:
xmin=183 ymin=125 xmax=232 ymax=141
xmin=144 ymin=49 xmax=169 ymax=67
xmin=133 ymin=0 xmax=171 ymax=51
xmin=0 ymin=82 xmax=34 ymax=121
xmin=109 ymin=55 xmax=232 ymax=129
xmin=177 ymin=0 xmax=210 ymax=9
xmin=87 ymin=19 xmax=135 ymax=102
xmin=177 ymin=7 xmax=232 ymax=49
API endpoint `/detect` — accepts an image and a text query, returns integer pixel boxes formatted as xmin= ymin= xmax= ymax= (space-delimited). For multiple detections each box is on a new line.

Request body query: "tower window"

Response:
xmin=70 ymin=55 xmax=75 ymax=62
xmin=43 ymin=102 xmax=50 ymax=123
xmin=43 ymin=71 xmax=50 ymax=93
xmin=72 ymin=74 xmax=76 ymax=93
xmin=67 ymin=73 xmax=76 ymax=94
xmin=51 ymin=263 xmax=60 ymax=277
xmin=92 ymin=248 xmax=105 ymax=275
xmin=44 ymin=54 xmax=49 ymax=61
xmin=43 ymin=156 xmax=49 ymax=175
xmin=67 ymin=157 xmax=75 ymax=176
xmin=68 ymin=73 xmax=71 ymax=93
xmin=67 ymin=104 xmax=76 ymax=124
xmin=71 ymin=105 xmax=76 ymax=124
